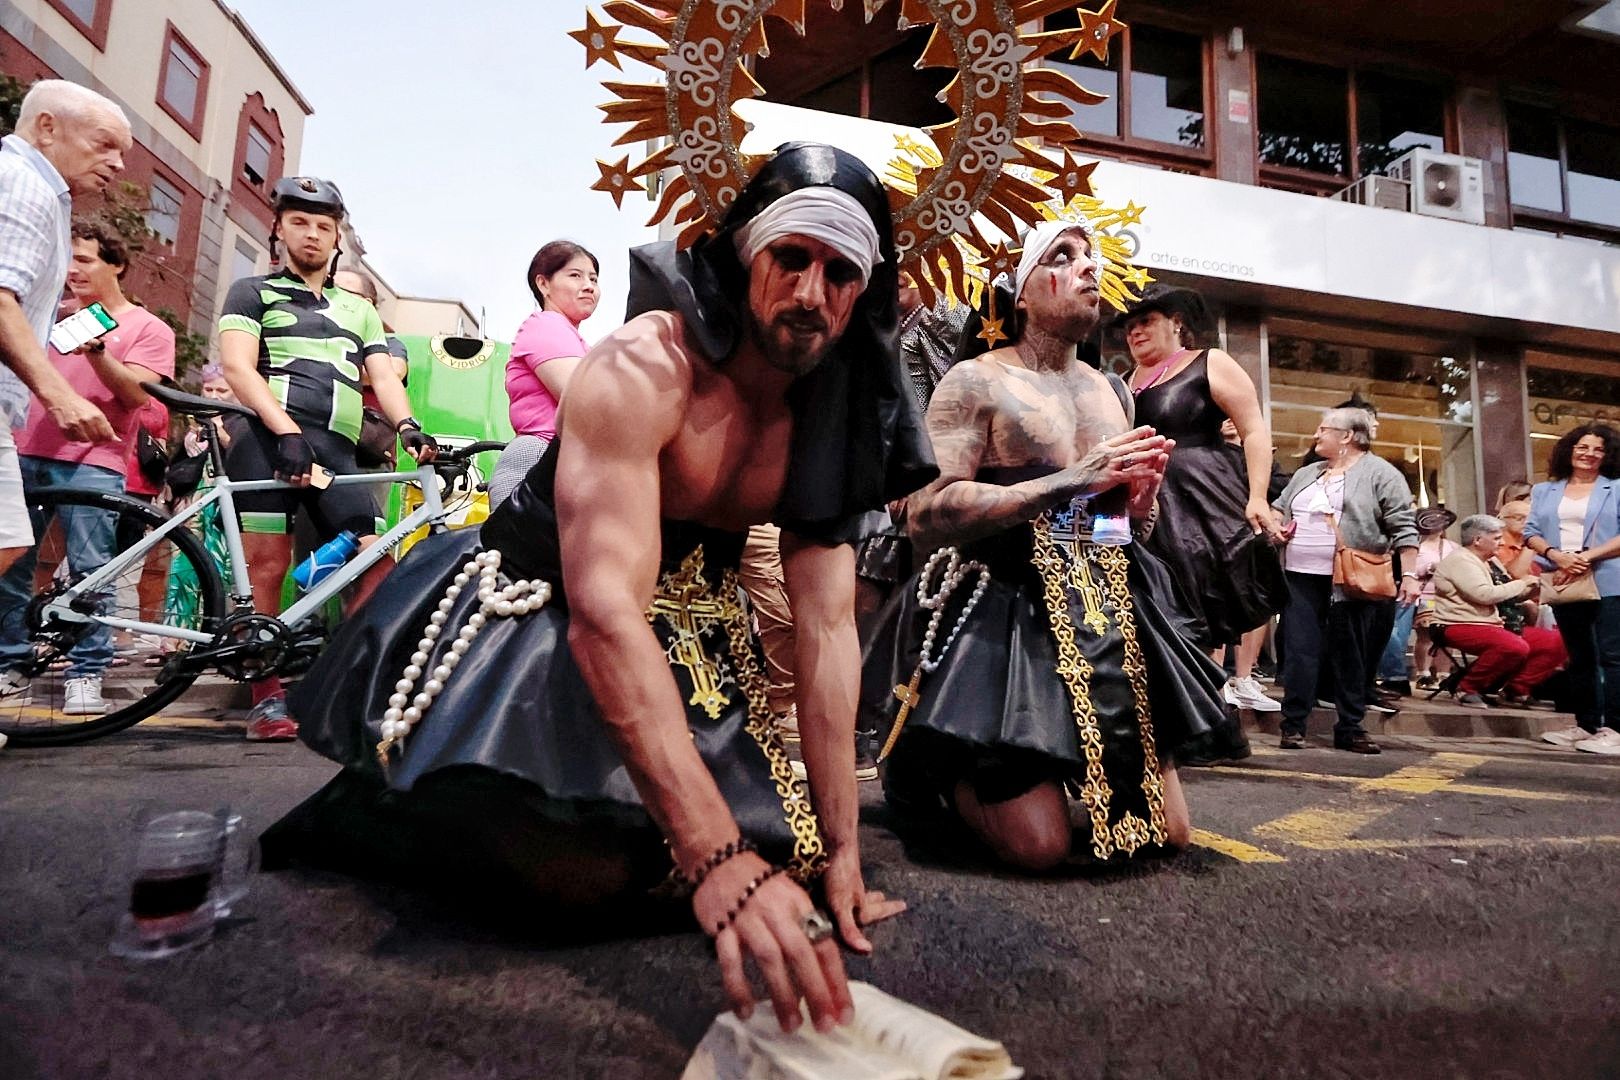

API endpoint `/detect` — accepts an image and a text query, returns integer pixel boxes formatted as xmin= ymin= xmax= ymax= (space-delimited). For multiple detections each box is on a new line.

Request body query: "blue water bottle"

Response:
xmin=292 ymin=530 xmax=360 ymax=592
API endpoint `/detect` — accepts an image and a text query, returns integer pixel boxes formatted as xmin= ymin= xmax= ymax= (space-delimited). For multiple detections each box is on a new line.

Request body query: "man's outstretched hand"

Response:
xmin=821 ymin=846 xmax=906 ymax=955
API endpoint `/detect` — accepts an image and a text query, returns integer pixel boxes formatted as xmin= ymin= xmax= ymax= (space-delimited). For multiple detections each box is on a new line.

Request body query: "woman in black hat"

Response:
xmin=1117 ymin=283 xmax=1285 ymax=718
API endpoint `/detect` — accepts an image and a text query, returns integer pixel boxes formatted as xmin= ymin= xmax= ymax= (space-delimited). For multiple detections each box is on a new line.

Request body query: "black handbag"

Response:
xmin=135 ymin=426 xmax=169 ymax=486
xmin=1222 ymin=523 xmax=1288 ymax=632
xmin=164 ymin=450 xmax=208 ymax=499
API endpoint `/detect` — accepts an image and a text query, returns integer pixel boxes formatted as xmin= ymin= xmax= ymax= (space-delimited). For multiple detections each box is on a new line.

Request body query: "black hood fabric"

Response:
xmin=625 ymin=142 xmax=936 ymax=542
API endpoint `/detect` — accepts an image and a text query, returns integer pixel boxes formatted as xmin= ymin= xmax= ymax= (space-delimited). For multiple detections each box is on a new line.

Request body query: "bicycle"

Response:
xmin=0 ymin=382 xmax=504 ymax=747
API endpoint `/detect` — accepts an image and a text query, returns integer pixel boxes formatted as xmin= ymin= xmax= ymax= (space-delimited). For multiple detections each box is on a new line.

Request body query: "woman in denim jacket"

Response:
xmin=1523 ymin=424 xmax=1620 ymax=755
xmin=1271 ymin=407 xmax=1418 ymax=754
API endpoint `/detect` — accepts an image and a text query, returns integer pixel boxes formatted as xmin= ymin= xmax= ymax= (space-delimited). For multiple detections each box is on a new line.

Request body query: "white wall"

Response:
xmin=1091 ymin=160 xmax=1620 ymax=338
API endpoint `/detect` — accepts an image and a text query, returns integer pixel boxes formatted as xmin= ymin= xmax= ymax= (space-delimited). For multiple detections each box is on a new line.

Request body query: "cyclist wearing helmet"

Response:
xmin=218 ymin=176 xmax=437 ymax=741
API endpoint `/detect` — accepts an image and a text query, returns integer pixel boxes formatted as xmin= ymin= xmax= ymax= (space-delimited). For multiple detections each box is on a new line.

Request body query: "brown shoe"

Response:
xmin=1334 ymin=733 xmax=1381 ymax=754
xmin=1279 ymin=733 xmax=1307 ymax=750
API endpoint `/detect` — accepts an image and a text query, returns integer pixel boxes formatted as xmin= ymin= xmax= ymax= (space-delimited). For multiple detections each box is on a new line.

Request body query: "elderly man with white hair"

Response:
xmin=867 ymin=219 xmax=1231 ymax=873
xmin=0 ymin=80 xmax=127 ymax=570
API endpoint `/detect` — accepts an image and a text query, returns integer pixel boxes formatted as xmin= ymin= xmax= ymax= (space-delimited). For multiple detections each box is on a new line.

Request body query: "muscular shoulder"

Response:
xmin=561 ymin=312 xmax=693 ymax=447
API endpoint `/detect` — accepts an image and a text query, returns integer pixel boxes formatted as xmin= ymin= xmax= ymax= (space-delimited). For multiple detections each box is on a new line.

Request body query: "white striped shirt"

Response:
xmin=0 ymin=133 xmax=72 ymax=425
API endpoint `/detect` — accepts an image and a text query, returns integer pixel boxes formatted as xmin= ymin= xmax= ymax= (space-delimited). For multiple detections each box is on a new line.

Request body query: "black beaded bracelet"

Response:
xmin=656 ymin=837 xmax=756 ymax=898
xmin=711 ymin=865 xmax=785 ymax=938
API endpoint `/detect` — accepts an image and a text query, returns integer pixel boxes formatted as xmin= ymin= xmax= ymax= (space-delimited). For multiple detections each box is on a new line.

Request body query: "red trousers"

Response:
xmin=1442 ymin=623 xmax=1567 ymax=696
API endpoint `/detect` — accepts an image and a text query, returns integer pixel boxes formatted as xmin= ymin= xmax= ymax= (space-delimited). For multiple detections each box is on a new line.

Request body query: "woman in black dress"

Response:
xmin=1117 ymin=284 xmax=1285 ymax=718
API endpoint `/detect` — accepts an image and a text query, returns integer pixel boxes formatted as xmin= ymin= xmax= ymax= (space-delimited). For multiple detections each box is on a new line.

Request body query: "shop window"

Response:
xmin=1507 ymin=103 xmax=1620 ymax=232
xmin=1525 ymin=353 xmax=1620 ymax=478
xmin=1256 ymin=55 xmax=1349 ymax=177
xmin=243 ymin=123 xmax=273 ymax=188
xmin=1043 ymin=17 xmax=1206 ymax=154
xmin=1266 ymin=320 xmax=1478 ymax=513
xmin=46 ymin=0 xmax=111 ymax=49
xmin=1355 ymin=72 xmax=1446 ymax=176
xmin=146 ymin=174 xmax=183 ymax=245
xmin=157 ymin=23 xmax=209 ymax=138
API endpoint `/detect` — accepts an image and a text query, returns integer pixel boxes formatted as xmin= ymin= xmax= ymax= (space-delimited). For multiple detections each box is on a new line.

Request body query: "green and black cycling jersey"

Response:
xmin=218 ymin=269 xmax=390 ymax=444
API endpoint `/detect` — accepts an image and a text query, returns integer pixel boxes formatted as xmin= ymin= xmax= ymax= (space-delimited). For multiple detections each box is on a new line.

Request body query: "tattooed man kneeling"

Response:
xmin=866 ymin=221 xmax=1230 ymax=871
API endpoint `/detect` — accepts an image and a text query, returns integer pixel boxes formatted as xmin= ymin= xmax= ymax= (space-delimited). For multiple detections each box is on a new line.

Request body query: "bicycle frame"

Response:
xmin=42 ymin=463 xmax=448 ymax=646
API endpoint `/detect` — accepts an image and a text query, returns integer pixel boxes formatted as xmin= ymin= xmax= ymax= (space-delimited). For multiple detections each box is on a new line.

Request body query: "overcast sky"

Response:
xmin=229 ymin=1 xmax=659 ymax=343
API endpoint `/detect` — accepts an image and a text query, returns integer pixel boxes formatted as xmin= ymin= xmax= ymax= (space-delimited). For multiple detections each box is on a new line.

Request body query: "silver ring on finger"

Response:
xmin=801 ymin=909 xmax=835 ymax=944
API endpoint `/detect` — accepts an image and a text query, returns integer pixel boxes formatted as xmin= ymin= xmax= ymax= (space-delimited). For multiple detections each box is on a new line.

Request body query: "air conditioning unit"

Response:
xmin=1333 ymin=174 xmax=1411 ymax=211
xmin=1386 ymin=149 xmax=1485 ymax=225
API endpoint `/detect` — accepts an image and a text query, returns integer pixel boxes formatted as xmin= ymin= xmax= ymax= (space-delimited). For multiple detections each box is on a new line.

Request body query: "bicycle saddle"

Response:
xmin=142 ymin=380 xmax=258 ymax=420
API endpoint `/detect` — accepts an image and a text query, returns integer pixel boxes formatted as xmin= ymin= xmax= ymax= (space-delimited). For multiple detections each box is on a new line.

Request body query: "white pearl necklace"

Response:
xmin=375 ymin=548 xmax=551 ymax=761
xmin=914 ymin=547 xmax=991 ymax=673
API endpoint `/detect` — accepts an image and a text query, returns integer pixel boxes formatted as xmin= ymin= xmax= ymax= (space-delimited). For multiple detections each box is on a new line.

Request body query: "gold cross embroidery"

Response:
xmin=647 ymin=548 xmax=733 ymax=719
xmin=1067 ymin=544 xmax=1111 ymax=636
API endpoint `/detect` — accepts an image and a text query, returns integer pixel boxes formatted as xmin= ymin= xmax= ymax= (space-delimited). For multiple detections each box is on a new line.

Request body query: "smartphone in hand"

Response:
xmin=49 ymin=302 xmax=119 ymax=354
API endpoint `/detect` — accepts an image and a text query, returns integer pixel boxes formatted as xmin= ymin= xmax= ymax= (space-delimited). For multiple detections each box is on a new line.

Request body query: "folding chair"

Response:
xmin=1425 ymin=625 xmax=1478 ymax=702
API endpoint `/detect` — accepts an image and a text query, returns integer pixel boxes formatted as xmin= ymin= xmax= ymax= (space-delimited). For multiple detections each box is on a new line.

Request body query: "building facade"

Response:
xmin=1 ymin=0 xmax=312 ymax=344
xmin=758 ymin=1 xmax=1620 ymax=514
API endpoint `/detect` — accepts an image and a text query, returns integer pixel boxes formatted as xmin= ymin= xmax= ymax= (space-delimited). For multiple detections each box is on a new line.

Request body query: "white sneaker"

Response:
xmin=1224 ymin=676 xmax=1282 ymax=713
xmin=62 ymin=675 xmax=107 ymax=716
xmin=1575 ymin=728 xmax=1620 ymax=755
xmin=1541 ymin=725 xmax=1596 ymax=747
xmin=774 ymin=704 xmax=799 ymax=741
xmin=0 ymin=669 xmax=30 ymax=706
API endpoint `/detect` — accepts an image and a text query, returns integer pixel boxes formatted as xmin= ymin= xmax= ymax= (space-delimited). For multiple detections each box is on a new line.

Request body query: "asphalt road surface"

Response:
xmin=3 ymin=719 xmax=1617 ymax=1079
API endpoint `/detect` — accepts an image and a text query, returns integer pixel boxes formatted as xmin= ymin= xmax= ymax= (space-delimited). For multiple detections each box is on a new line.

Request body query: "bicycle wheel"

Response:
xmin=0 ymin=488 xmax=227 ymax=747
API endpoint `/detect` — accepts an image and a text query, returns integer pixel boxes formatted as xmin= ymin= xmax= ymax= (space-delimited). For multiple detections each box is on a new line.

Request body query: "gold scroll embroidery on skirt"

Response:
xmin=1031 ymin=514 xmax=1168 ymax=858
xmin=646 ymin=545 xmax=826 ymax=882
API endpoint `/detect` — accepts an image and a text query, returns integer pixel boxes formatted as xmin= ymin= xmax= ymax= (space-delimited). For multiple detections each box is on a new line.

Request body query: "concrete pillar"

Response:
xmin=1474 ymin=340 xmax=1532 ymax=503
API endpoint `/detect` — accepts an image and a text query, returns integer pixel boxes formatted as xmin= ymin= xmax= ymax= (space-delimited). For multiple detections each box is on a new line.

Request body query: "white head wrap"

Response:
xmin=734 ymin=187 xmax=883 ymax=286
xmin=1011 ymin=218 xmax=1102 ymax=301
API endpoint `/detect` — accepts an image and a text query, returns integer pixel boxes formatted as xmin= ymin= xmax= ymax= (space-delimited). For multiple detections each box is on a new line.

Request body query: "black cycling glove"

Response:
xmin=273 ymin=433 xmax=315 ymax=480
xmin=397 ymin=423 xmax=438 ymax=462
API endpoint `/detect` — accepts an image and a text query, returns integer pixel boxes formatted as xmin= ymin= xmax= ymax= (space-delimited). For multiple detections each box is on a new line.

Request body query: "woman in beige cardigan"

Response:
xmin=1432 ymin=514 xmax=1566 ymax=709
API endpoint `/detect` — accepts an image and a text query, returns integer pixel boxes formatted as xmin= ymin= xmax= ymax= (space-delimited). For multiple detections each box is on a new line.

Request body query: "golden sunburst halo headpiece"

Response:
xmin=573 ymin=0 xmax=1151 ymax=321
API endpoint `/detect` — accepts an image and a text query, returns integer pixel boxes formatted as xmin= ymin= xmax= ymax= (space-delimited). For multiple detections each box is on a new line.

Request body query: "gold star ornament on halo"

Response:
xmin=590 ymin=156 xmax=645 ymax=208
xmin=568 ymin=8 xmax=625 ymax=69
xmin=975 ymin=313 xmax=1008 ymax=350
xmin=1072 ymin=0 xmax=1128 ymax=64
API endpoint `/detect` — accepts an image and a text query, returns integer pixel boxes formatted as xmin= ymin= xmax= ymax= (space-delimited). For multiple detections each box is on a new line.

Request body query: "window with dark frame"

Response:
xmin=1355 ymin=71 xmax=1446 ymax=177
xmin=1041 ymin=16 xmax=1207 ymax=154
xmin=45 ymin=0 xmax=108 ymax=48
xmin=1256 ymin=55 xmax=1348 ymax=177
xmin=158 ymin=26 xmax=207 ymax=134
xmin=146 ymin=175 xmax=183 ymax=245
xmin=56 ymin=0 xmax=98 ymax=24
xmin=761 ymin=28 xmax=954 ymax=129
xmin=242 ymin=123 xmax=273 ymax=188
xmin=1506 ymin=103 xmax=1620 ymax=231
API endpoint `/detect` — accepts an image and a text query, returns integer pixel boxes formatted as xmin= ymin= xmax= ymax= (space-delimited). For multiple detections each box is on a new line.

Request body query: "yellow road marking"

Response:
xmin=1189 ymin=828 xmax=1287 ymax=863
xmin=1208 ymin=765 xmax=1601 ymax=802
xmin=1252 ymin=754 xmax=1561 ymax=850
xmin=1285 ymin=834 xmax=1620 ymax=852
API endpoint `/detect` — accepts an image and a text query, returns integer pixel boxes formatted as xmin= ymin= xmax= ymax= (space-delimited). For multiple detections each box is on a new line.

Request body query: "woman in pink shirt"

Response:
xmin=489 ymin=240 xmax=599 ymax=506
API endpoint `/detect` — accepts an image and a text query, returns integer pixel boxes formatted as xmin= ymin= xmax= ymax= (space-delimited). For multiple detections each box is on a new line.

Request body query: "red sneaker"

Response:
xmin=244 ymin=695 xmax=299 ymax=742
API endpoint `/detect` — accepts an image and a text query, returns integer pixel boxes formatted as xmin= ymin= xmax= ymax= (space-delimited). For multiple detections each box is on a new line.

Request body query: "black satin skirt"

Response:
xmin=1145 ymin=443 xmax=1278 ymax=648
xmin=262 ymin=528 xmax=823 ymax=906
xmin=863 ymin=528 xmax=1231 ymax=859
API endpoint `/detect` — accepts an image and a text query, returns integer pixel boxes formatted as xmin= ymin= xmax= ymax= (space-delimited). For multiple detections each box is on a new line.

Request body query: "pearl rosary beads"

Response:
xmin=914 ymin=547 xmax=991 ymax=673
xmin=375 ymin=548 xmax=551 ymax=762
